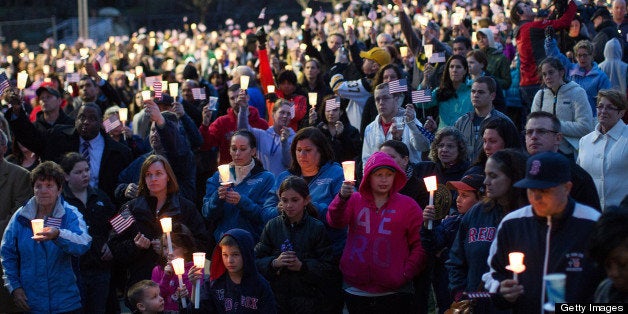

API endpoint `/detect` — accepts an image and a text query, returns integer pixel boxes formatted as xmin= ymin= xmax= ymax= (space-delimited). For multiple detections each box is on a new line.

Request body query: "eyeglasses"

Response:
xmin=524 ymin=128 xmax=558 ymax=136
xmin=596 ymin=105 xmax=621 ymax=112
xmin=576 ymin=53 xmax=591 ymax=58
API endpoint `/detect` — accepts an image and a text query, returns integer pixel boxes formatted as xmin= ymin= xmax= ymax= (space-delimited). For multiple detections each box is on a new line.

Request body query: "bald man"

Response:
xmin=612 ymin=0 xmax=628 ymax=62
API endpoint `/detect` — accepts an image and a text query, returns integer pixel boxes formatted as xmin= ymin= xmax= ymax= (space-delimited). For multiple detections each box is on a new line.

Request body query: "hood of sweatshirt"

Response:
xmin=209 ymin=228 xmax=258 ymax=281
xmin=359 ymin=151 xmax=407 ymax=198
xmin=478 ymin=28 xmax=496 ymax=49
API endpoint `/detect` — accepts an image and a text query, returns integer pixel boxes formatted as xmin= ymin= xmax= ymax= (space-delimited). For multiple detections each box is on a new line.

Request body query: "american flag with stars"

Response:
xmin=388 ymin=79 xmax=408 ymax=94
xmin=110 ymin=207 xmax=135 ymax=234
xmin=0 ymin=72 xmax=9 ymax=96
xmin=192 ymin=87 xmax=206 ymax=100
xmin=412 ymin=89 xmax=432 ymax=103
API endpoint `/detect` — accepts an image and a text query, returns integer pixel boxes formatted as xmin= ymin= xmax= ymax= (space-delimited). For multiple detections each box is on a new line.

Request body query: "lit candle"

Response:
xmin=118 ymin=108 xmax=128 ymax=123
xmin=31 ymin=219 xmax=44 ymax=239
xmin=267 ymin=85 xmax=275 ymax=93
xmin=135 ymin=65 xmax=143 ymax=77
xmin=218 ymin=164 xmax=232 ymax=185
xmin=424 ymin=45 xmax=433 ymax=59
xmin=305 ymin=8 xmax=312 ymax=16
xmin=399 ymin=46 xmax=408 ymax=58
xmin=240 ymin=75 xmax=250 ymax=90
xmin=507 ymin=252 xmax=526 ymax=281
xmin=43 ymin=65 xmax=50 ymax=75
xmin=141 ymin=90 xmax=152 ymax=101
xmin=423 ymin=176 xmax=437 ymax=229
xmin=171 ymin=257 xmax=188 ymax=308
xmin=159 ymin=217 xmax=173 ymax=254
xmin=66 ymin=60 xmax=75 ymax=74
xmin=342 ymin=161 xmax=355 ymax=182
xmin=79 ymin=47 xmax=89 ymax=58
xmin=169 ymin=83 xmax=179 ymax=98
xmin=17 ymin=71 xmax=28 ymax=90
xmin=28 ymin=52 xmax=35 ymax=61
xmin=192 ymin=252 xmax=206 ymax=309
xmin=308 ymin=92 xmax=317 ymax=107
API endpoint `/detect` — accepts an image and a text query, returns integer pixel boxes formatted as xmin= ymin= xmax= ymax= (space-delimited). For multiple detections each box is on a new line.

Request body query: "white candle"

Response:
xmin=240 ymin=75 xmax=250 ymax=90
xmin=342 ymin=161 xmax=355 ymax=182
xmin=31 ymin=219 xmax=44 ymax=239
xmin=267 ymin=85 xmax=275 ymax=93
xmin=192 ymin=252 xmax=205 ymax=309
xmin=423 ymin=176 xmax=437 ymax=229
xmin=171 ymin=258 xmax=188 ymax=308
xmin=17 ymin=71 xmax=28 ymax=90
xmin=141 ymin=90 xmax=152 ymax=101
xmin=508 ymin=252 xmax=526 ymax=281
xmin=169 ymin=83 xmax=179 ymax=97
xmin=65 ymin=60 xmax=75 ymax=74
xmin=160 ymin=217 xmax=173 ymax=254
xmin=218 ymin=164 xmax=232 ymax=185
xmin=308 ymin=92 xmax=317 ymax=107
xmin=424 ymin=45 xmax=433 ymax=59
xmin=400 ymin=46 xmax=408 ymax=57
xmin=135 ymin=65 xmax=143 ymax=77
xmin=43 ymin=65 xmax=50 ymax=75
xmin=118 ymin=108 xmax=128 ymax=123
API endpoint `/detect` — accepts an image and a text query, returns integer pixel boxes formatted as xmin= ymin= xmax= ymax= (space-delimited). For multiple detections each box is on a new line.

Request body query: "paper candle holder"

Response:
xmin=193 ymin=252 xmax=206 ymax=268
xmin=267 ymin=85 xmax=275 ymax=93
xmin=169 ymin=83 xmax=179 ymax=97
xmin=423 ymin=176 xmax=437 ymax=192
xmin=240 ymin=76 xmax=250 ymax=90
xmin=17 ymin=71 xmax=28 ymax=90
xmin=118 ymin=108 xmax=128 ymax=122
xmin=308 ymin=93 xmax=317 ymax=107
xmin=31 ymin=219 xmax=44 ymax=238
xmin=342 ymin=161 xmax=355 ymax=182
xmin=218 ymin=164 xmax=232 ymax=185
xmin=141 ymin=90 xmax=152 ymax=101
xmin=160 ymin=217 xmax=172 ymax=233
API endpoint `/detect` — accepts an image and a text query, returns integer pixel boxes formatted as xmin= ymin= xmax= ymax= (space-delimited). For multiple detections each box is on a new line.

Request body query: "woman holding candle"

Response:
xmin=315 ymin=96 xmax=361 ymax=165
xmin=0 ymin=161 xmax=91 ymax=313
xmin=108 ymin=155 xmax=208 ymax=290
xmin=255 ymin=176 xmax=334 ymax=313
xmin=202 ymin=130 xmax=276 ymax=242
xmin=446 ymin=149 xmax=527 ymax=311
xmin=298 ymin=58 xmax=333 ymax=110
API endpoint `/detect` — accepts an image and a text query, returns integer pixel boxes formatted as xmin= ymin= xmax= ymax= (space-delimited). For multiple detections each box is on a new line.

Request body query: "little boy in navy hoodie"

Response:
xmin=189 ymin=228 xmax=276 ymax=313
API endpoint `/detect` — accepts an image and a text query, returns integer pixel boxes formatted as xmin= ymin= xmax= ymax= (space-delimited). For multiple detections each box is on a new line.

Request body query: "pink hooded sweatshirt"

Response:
xmin=327 ymin=151 xmax=426 ymax=293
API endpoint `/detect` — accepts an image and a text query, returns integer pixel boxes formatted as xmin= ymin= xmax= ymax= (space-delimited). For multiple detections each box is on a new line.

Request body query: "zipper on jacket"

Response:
xmin=541 ymin=215 xmax=552 ymax=313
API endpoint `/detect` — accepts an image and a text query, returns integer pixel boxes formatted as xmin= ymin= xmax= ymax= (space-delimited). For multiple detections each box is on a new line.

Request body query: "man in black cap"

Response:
xmin=591 ymin=6 xmax=622 ymax=63
xmin=483 ymin=152 xmax=604 ymax=313
xmin=34 ymin=86 xmax=74 ymax=132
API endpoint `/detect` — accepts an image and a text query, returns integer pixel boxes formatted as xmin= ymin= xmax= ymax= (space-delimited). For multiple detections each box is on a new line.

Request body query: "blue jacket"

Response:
xmin=203 ymin=161 xmax=276 ymax=242
xmin=446 ymin=201 xmax=505 ymax=295
xmin=1 ymin=196 xmax=91 ymax=314
xmin=264 ymin=162 xmax=346 ymax=257
xmin=199 ymin=229 xmax=277 ymax=313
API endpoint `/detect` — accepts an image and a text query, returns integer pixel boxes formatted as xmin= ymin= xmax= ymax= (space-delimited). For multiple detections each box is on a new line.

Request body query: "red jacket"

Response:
xmin=515 ymin=1 xmax=576 ymax=86
xmin=327 ymin=152 xmax=426 ymax=293
xmin=199 ymin=106 xmax=269 ymax=163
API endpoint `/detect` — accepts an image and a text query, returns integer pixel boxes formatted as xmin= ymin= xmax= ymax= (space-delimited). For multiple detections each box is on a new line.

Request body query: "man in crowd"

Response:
xmin=484 ymin=152 xmax=603 ymax=313
xmin=455 ymin=77 xmax=513 ymax=162
xmin=523 ymin=111 xmax=601 ymax=210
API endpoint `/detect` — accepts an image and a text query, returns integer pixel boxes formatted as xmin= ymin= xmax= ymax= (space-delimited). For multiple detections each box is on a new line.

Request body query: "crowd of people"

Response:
xmin=1 ymin=0 xmax=627 ymax=312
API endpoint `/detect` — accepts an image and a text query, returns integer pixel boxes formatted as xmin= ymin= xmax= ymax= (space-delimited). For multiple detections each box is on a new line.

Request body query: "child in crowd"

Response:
xmin=127 ymin=280 xmax=165 ymax=314
xmin=189 ymin=228 xmax=277 ymax=313
xmin=327 ymin=152 xmax=426 ymax=313
xmin=151 ymin=232 xmax=194 ymax=312
xmin=255 ymin=176 xmax=334 ymax=313
xmin=421 ymin=174 xmax=485 ymax=314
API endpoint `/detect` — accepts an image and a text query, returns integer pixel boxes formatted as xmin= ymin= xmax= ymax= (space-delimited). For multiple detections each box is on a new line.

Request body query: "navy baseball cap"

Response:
xmin=514 ymin=152 xmax=571 ymax=189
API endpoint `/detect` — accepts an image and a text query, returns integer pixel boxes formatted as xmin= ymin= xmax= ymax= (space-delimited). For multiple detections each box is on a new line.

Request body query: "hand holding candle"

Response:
xmin=192 ymin=252 xmax=206 ymax=309
xmin=160 ymin=217 xmax=173 ymax=254
xmin=506 ymin=252 xmax=526 ymax=281
xmin=172 ymin=257 xmax=188 ymax=308
xmin=423 ymin=176 xmax=437 ymax=229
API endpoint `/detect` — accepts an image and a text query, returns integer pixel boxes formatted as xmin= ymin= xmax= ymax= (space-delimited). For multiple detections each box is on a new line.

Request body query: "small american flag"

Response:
xmin=110 ymin=207 xmax=135 ymax=234
xmin=145 ymin=76 xmax=160 ymax=89
xmin=45 ymin=217 xmax=63 ymax=229
xmin=153 ymin=81 xmax=162 ymax=99
xmin=67 ymin=73 xmax=81 ymax=83
xmin=192 ymin=87 xmax=206 ymax=100
xmin=388 ymin=79 xmax=408 ymax=94
xmin=258 ymin=7 xmax=266 ymax=20
xmin=0 ymin=72 xmax=10 ymax=96
xmin=428 ymin=52 xmax=446 ymax=63
xmin=325 ymin=97 xmax=340 ymax=111
xmin=95 ymin=50 xmax=108 ymax=66
xmin=315 ymin=10 xmax=325 ymax=23
xmin=412 ymin=89 xmax=432 ymax=103
xmin=103 ymin=115 xmax=121 ymax=133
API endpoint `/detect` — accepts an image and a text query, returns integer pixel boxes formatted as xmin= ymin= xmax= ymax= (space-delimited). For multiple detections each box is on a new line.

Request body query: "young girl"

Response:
xmin=255 ymin=176 xmax=334 ymax=313
xmin=421 ymin=174 xmax=485 ymax=314
xmin=327 ymin=152 xmax=425 ymax=313
xmin=151 ymin=231 xmax=195 ymax=312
